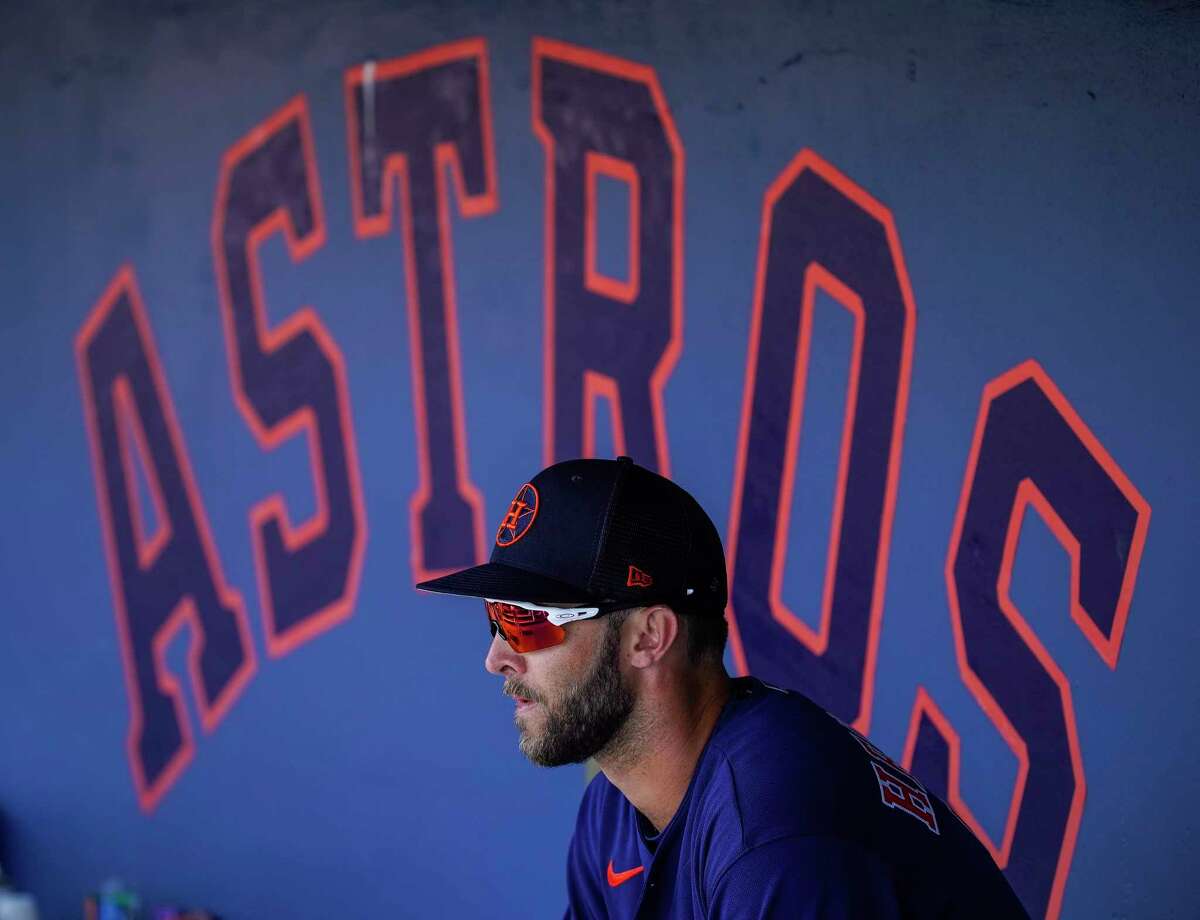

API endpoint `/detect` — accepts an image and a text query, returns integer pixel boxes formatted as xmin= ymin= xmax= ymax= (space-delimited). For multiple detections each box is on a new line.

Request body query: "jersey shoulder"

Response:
xmin=691 ymin=679 xmax=1026 ymax=916
xmin=694 ymin=679 xmax=877 ymax=847
xmin=678 ymin=679 xmax=888 ymax=904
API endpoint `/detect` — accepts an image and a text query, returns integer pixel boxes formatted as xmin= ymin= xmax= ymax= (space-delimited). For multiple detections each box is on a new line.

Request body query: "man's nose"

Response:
xmin=484 ymin=633 xmax=526 ymax=676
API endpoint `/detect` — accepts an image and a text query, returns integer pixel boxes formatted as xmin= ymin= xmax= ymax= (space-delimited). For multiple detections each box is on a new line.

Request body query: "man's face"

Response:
xmin=483 ymin=604 xmax=635 ymax=767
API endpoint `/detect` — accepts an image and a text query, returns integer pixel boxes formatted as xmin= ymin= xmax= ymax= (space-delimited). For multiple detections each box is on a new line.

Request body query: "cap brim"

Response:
xmin=415 ymin=562 xmax=591 ymax=604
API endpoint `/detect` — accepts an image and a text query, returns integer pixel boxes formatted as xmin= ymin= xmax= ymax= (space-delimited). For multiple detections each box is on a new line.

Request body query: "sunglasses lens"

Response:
xmin=485 ymin=601 xmax=567 ymax=653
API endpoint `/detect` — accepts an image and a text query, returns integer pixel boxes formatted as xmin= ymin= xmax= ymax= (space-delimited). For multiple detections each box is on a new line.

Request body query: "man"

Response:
xmin=417 ymin=456 xmax=1028 ymax=918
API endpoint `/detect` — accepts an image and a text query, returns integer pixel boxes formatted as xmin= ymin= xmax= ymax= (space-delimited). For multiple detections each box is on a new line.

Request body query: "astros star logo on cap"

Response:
xmin=495 ymin=483 xmax=538 ymax=547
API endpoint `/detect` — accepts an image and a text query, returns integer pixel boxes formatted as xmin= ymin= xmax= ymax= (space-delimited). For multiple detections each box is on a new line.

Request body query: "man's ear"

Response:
xmin=626 ymin=605 xmax=681 ymax=669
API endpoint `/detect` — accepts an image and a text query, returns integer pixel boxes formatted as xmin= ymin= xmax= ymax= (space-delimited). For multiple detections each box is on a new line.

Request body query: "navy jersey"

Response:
xmin=564 ymin=677 xmax=1028 ymax=919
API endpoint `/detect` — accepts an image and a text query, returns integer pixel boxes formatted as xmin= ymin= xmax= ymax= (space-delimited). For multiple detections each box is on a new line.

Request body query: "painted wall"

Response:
xmin=2 ymin=1 xmax=1196 ymax=917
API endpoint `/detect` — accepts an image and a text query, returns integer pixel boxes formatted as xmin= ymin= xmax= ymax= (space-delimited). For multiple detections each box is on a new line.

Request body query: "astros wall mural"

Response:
xmin=2 ymin=2 xmax=1196 ymax=917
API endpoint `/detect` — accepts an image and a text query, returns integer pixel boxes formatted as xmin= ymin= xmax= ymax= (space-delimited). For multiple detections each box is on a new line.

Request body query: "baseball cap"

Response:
xmin=415 ymin=456 xmax=727 ymax=616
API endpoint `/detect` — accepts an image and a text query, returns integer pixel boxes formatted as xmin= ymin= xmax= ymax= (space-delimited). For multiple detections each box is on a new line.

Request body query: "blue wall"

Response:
xmin=1 ymin=2 xmax=1197 ymax=917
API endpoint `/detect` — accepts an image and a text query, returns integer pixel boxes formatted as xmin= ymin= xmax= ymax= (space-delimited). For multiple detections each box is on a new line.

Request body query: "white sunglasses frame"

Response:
xmin=484 ymin=597 xmax=603 ymax=627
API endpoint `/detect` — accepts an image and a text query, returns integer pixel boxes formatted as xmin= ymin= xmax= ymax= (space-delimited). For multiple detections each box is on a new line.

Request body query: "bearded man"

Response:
xmin=417 ymin=456 xmax=1028 ymax=919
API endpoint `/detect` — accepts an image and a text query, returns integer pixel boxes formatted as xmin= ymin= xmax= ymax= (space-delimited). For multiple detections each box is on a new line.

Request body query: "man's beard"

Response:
xmin=504 ymin=619 xmax=636 ymax=767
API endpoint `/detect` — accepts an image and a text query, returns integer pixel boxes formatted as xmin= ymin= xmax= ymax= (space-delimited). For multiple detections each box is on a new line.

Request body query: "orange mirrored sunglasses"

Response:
xmin=484 ymin=598 xmax=628 ymax=653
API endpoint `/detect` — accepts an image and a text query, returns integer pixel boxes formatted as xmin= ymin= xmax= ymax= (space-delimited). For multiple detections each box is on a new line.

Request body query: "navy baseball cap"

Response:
xmin=415 ymin=456 xmax=727 ymax=616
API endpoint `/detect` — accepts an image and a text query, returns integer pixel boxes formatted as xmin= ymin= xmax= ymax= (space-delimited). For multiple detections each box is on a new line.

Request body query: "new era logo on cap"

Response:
xmin=415 ymin=456 xmax=727 ymax=615
xmin=626 ymin=565 xmax=653 ymax=588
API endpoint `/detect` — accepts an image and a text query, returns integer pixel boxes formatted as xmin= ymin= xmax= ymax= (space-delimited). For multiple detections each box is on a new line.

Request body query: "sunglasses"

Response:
xmin=484 ymin=598 xmax=629 ymax=653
